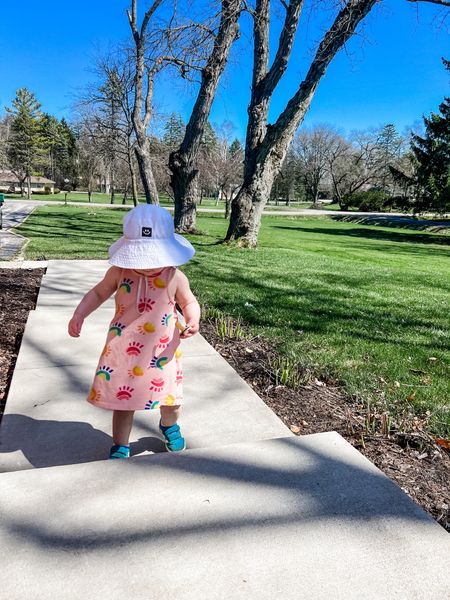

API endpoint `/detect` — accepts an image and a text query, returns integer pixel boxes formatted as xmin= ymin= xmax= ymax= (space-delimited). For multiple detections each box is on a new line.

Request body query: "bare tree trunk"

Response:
xmin=135 ymin=143 xmax=159 ymax=204
xmin=169 ymin=0 xmax=241 ymax=232
xmin=26 ymin=174 xmax=31 ymax=199
xmin=128 ymin=0 xmax=162 ymax=204
xmin=122 ymin=184 xmax=129 ymax=205
xmin=173 ymin=167 xmax=199 ymax=231
xmin=110 ymin=167 xmax=116 ymax=204
xmin=224 ymin=193 xmax=231 ymax=219
xmin=227 ymin=173 xmax=274 ymax=246
xmin=130 ymin=165 xmax=139 ymax=206
xmin=128 ymin=148 xmax=139 ymax=206
xmin=226 ymin=0 xmax=378 ymax=246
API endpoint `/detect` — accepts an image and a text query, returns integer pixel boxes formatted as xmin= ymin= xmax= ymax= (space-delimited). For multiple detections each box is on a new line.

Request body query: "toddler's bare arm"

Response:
xmin=175 ymin=270 xmax=200 ymax=338
xmin=68 ymin=267 xmax=121 ymax=337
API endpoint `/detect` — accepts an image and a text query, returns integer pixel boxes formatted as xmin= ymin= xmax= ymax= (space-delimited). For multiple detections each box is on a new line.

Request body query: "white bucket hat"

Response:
xmin=108 ymin=204 xmax=195 ymax=269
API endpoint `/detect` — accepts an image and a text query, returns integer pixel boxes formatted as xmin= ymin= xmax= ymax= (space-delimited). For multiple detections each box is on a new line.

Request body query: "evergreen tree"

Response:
xmin=229 ymin=138 xmax=243 ymax=159
xmin=201 ymin=121 xmax=218 ymax=152
xmin=411 ymin=59 xmax=450 ymax=213
xmin=6 ymin=88 xmax=47 ymax=198
xmin=163 ymin=113 xmax=185 ymax=149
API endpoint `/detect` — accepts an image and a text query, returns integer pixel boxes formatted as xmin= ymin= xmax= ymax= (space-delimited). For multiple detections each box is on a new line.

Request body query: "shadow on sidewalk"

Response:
xmin=0 ymin=414 xmax=165 ymax=470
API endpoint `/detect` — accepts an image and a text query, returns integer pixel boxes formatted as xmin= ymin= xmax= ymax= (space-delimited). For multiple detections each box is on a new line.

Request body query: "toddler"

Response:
xmin=68 ymin=204 xmax=200 ymax=458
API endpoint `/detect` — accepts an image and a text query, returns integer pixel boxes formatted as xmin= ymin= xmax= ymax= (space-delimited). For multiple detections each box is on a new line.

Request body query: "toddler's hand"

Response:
xmin=180 ymin=321 xmax=199 ymax=339
xmin=68 ymin=313 xmax=84 ymax=337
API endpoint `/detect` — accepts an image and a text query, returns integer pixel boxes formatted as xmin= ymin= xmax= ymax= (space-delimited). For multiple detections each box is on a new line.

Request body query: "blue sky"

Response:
xmin=0 ymin=1 xmax=448 ymax=142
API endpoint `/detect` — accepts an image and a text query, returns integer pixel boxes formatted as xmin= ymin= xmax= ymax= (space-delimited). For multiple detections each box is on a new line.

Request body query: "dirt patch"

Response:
xmin=0 ymin=268 xmax=45 ymax=418
xmin=200 ymin=318 xmax=450 ymax=533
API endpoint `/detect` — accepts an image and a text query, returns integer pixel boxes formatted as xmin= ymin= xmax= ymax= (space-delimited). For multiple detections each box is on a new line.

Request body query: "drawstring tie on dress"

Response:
xmin=136 ymin=276 xmax=149 ymax=314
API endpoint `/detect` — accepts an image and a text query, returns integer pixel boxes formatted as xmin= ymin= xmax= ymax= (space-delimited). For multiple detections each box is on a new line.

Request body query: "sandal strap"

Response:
xmin=110 ymin=445 xmax=130 ymax=458
xmin=160 ymin=423 xmax=181 ymax=442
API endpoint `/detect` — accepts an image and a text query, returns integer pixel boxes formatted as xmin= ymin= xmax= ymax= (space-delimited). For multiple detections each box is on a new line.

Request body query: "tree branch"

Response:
xmin=141 ymin=0 xmax=165 ymax=38
xmin=261 ymin=0 xmax=304 ymax=99
xmin=407 ymin=0 xmax=450 ymax=6
xmin=253 ymin=0 xmax=271 ymax=87
xmin=271 ymin=0 xmax=378 ymax=144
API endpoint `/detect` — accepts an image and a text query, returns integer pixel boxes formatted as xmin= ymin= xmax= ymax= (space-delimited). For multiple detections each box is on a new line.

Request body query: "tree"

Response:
xmin=211 ymin=135 xmax=244 ymax=217
xmin=410 ymin=65 xmax=450 ymax=213
xmin=6 ymin=88 xmax=47 ymax=198
xmin=76 ymin=51 xmax=142 ymax=205
xmin=127 ymin=0 xmax=165 ymax=204
xmin=375 ymin=123 xmax=404 ymax=194
xmin=168 ymin=0 xmax=242 ymax=231
xmin=225 ymin=0 xmax=449 ymax=247
xmin=41 ymin=114 xmax=78 ymax=189
xmin=162 ymin=113 xmax=186 ymax=150
xmin=293 ymin=126 xmax=334 ymax=205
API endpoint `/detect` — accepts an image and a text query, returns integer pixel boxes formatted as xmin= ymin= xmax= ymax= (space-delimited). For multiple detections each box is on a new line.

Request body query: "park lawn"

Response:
xmin=18 ymin=205 xmax=450 ymax=437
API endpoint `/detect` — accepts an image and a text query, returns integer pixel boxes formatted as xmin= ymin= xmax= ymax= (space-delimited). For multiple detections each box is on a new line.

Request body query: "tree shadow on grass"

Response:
xmin=193 ymin=264 xmax=449 ymax=355
xmin=332 ymin=214 xmax=450 ymax=234
xmin=271 ymin=225 xmax=450 ymax=250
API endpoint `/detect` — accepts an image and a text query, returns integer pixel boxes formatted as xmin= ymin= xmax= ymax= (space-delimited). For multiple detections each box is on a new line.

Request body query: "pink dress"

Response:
xmin=87 ymin=267 xmax=183 ymax=411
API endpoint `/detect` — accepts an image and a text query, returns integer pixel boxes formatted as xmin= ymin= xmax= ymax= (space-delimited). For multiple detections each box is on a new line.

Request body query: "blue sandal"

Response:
xmin=109 ymin=444 xmax=130 ymax=459
xmin=159 ymin=420 xmax=186 ymax=452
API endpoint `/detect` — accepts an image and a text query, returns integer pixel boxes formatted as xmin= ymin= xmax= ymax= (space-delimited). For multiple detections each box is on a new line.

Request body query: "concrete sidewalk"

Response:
xmin=0 ymin=259 xmax=448 ymax=599
xmin=0 ymin=201 xmax=36 ymax=259
xmin=0 ymin=260 xmax=291 ymax=471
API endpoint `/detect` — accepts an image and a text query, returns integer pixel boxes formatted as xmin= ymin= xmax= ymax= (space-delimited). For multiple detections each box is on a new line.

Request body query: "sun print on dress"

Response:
xmin=89 ymin=387 xmax=101 ymax=402
xmin=128 ymin=366 xmax=145 ymax=378
xmin=137 ymin=322 xmax=156 ymax=335
xmin=149 ymin=377 xmax=165 ymax=392
xmin=138 ymin=297 xmax=156 ymax=312
xmin=116 ymin=385 xmax=134 ymax=401
xmin=126 ymin=341 xmax=144 ymax=356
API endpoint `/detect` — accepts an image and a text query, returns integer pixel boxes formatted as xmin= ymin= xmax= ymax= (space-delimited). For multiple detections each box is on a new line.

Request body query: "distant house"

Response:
xmin=0 ymin=171 xmax=55 ymax=193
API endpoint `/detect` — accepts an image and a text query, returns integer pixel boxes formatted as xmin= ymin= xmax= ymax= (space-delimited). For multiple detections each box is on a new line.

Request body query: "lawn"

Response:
xmin=17 ymin=204 xmax=450 ymax=437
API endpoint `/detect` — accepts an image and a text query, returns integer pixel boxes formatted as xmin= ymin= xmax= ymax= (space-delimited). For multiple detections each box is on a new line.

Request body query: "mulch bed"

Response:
xmin=0 ymin=267 xmax=448 ymax=533
xmin=200 ymin=319 xmax=450 ymax=533
xmin=0 ymin=268 xmax=45 ymax=418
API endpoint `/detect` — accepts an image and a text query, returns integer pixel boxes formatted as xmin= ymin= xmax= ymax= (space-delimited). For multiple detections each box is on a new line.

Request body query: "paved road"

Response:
xmin=4 ymin=198 xmax=449 ymax=221
xmin=0 ymin=201 xmax=36 ymax=260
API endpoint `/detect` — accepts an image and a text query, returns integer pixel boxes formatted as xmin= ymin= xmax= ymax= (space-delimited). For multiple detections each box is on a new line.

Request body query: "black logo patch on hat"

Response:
xmin=142 ymin=227 xmax=152 ymax=238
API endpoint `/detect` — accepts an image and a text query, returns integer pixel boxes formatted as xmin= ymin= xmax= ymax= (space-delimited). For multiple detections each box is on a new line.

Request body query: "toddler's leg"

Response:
xmin=112 ymin=409 xmax=135 ymax=445
xmin=160 ymin=405 xmax=181 ymax=427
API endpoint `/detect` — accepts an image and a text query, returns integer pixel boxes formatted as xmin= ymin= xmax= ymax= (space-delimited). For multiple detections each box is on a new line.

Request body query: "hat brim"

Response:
xmin=108 ymin=234 xmax=195 ymax=269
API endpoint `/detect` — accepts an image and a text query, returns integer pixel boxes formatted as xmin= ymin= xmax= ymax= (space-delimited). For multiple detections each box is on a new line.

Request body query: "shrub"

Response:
xmin=344 ymin=190 xmax=389 ymax=212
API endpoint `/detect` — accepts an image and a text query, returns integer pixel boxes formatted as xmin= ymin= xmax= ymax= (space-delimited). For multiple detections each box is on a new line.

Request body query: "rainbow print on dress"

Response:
xmin=149 ymin=355 xmax=168 ymax=370
xmin=144 ymin=400 xmax=160 ymax=410
xmin=96 ymin=365 xmax=114 ymax=381
xmin=119 ymin=278 xmax=134 ymax=293
xmin=109 ymin=321 xmax=126 ymax=336
xmin=161 ymin=312 xmax=172 ymax=326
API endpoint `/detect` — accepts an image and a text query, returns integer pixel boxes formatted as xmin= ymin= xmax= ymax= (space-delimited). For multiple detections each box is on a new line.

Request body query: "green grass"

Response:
xmin=17 ymin=204 xmax=450 ymax=437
